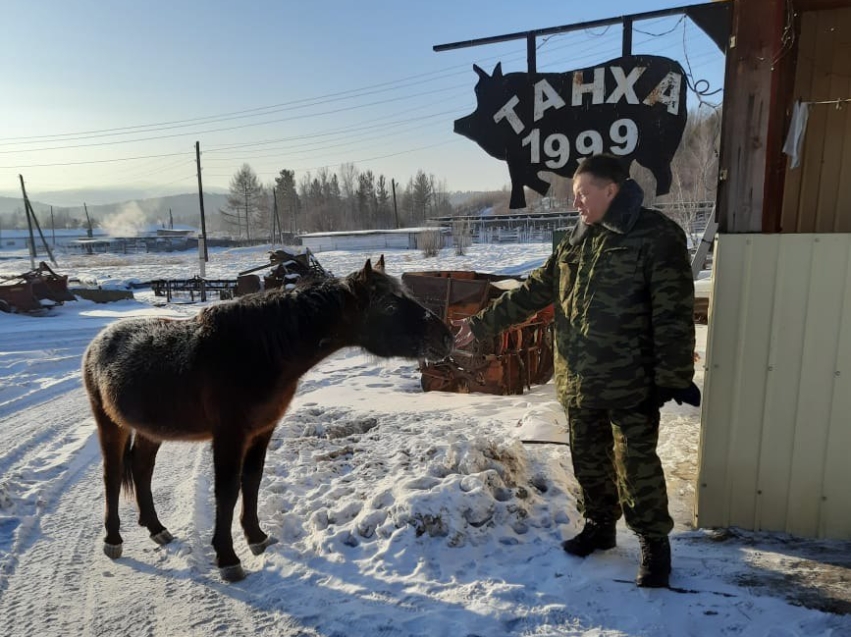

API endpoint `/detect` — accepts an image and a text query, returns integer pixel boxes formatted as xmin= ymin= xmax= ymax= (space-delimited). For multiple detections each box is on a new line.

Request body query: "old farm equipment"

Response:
xmin=149 ymin=277 xmax=240 ymax=302
xmin=150 ymin=248 xmax=328 ymax=303
xmin=402 ymin=270 xmax=554 ymax=395
xmin=0 ymin=261 xmax=75 ymax=314
xmin=236 ymin=248 xmax=329 ymax=294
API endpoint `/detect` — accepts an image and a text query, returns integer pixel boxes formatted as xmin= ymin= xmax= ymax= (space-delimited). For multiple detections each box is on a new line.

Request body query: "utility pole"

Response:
xmin=50 ymin=206 xmax=55 ymax=247
xmin=272 ymin=188 xmax=282 ymax=245
xmin=19 ymin=175 xmax=57 ymax=267
xmin=195 ymin=141 xmax=208 ymax=261
xmin=29 ymin=204 xmax=56 ymax=265
xmin=20 ymin=176 xmax=37 ymax=269
xmin=83 ymin=202 xmax=94 ymax=255
xmin=244 ymin=189 xmax=251 ymax=242
xmin=83 ymin=203 xmax=93 ymax=238
xmin=169 ymin=208 xmax=174 ymax=229
xmin=391 ymin=178 xmax=400 ymax=229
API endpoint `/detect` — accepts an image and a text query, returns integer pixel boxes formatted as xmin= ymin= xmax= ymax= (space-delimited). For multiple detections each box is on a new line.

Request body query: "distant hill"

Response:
xmin=0 ymin=185 xmax=228 ymax=207
xmin=447 ymin=191 xmax=496 ymax=207
xmin=0 ymin=192 xmax=230 ymax=233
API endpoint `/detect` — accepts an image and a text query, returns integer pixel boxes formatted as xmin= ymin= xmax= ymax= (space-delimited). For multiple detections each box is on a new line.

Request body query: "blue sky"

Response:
xmin=0 ymin=0 xmax=725 ymax=202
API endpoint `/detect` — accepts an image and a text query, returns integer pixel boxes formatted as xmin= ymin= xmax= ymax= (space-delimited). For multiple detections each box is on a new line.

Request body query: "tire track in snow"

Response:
xmin=0 ymin=389 xmax=93 ymax=485
xmin=1 ymin=383 xmax=332 ymax=635
xmin=0 ymin=390 xmax=99 ymax=595
xmin=0 ymin=373 xmax=82 ymax=419
xmin=0 ymin=326 xmax=96 ymax=421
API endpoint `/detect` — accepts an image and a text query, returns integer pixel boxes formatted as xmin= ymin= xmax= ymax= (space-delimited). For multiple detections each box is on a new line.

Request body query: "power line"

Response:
xmin=203 ymin=105 xmax=469 ymax=153
xmin=0 ymin=84 xmax=473 ymax=155
xmin=0 ymin=28 xmax=664 ymax=160
xmin=634 ymin=15 xmax=686 ymax=37
xmin=3 ymin=15 xmax=689 ymax=151
xmin=3 ymin=24 xmax=725 ymax=186
xmin=0 ymin=73 xmax=473 ymax=148
xmin=203 ymin=106 xmax=472 ymax=159
xmin=206 ymin=138 xmax=463 ymax=180
xmin=0 ymin=151 xmax=192 ymax=169
xmin=0 ymin=48 xmax=527 ymax=147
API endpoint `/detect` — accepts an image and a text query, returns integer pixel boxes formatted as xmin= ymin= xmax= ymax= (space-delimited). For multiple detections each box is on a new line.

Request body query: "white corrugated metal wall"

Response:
xmin=301 ymin=232 xmax=419 ymax=253
xmin=695 ymin=233 xmax=851 ymax=539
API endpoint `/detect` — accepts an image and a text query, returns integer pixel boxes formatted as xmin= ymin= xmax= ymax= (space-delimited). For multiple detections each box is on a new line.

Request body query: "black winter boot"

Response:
xmin=562 ymin=520 xmax=617 ymax=557
xmin=636 ymin=536 xmax=671 ymax=588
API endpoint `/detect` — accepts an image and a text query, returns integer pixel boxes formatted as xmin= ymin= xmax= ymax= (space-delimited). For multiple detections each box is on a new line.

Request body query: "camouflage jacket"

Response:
xmin=469 ymin=179 xmax=695 ymax=409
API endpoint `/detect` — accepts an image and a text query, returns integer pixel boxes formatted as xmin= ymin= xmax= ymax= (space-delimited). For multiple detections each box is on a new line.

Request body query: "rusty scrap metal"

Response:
xmin=0 ymin=261 xmax=75 ymax=314
xmin=240 ymin=247 xmax=328 ymax=291
xmin=402 ymin=270 xmax=554 ymax=395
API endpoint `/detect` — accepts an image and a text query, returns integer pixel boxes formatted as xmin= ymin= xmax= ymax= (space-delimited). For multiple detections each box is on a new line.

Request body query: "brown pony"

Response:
xmin=82 ymin=257 xmax=452 ymax=581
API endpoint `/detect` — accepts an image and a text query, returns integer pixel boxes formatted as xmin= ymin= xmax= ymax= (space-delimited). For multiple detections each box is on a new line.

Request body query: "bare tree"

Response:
xmin=431 ymin=177 xmax=453 ymax=218
xmin=451 ymin=218 xmax=471 ymax=255
xmin=417 ymin=229 xmax=442 ymax=257
xmin=338 ymin=162 xmax=358 ymax=230
xmin=410 ymin=170 xmax=433 ymax=226
xmin=666 ymin=107 xmax=721 ymax=248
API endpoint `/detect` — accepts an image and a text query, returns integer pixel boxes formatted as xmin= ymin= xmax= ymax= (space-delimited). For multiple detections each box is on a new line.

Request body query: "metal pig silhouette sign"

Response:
xmin=454 ymin=55 xmax=687 ymax=209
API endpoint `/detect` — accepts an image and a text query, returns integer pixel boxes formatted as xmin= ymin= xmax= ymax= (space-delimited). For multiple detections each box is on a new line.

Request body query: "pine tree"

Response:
xmin=411 ymin=170 xmax=433 ymax=225
xmin=376 ymin=175 xmax=391 ymax=227
xmin=221 ymin=164 xmax=264 ymax=240
xmin=274 ymin=169 xmax=300 ymax=234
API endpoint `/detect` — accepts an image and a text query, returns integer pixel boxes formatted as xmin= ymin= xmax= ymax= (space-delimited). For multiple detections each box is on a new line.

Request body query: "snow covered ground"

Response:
xmin=0 ymin=243 xmax=848 ymax=637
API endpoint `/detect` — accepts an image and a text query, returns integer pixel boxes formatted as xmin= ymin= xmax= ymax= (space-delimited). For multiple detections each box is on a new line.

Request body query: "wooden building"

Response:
xmin=696 ymin=0 xmax=851 ymax=539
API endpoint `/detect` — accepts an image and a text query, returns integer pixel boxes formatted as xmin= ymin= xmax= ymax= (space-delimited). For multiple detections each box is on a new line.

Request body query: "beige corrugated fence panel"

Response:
xmin=695 ymin=233 xmax=851 ymax=539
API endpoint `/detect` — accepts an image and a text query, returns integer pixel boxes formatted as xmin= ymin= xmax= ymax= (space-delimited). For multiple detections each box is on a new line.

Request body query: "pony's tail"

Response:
xmin=121 ymin=432 xmax=136 ymax=496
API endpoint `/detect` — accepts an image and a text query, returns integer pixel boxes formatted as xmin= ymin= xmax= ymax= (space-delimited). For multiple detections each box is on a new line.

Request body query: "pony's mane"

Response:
xmin=197 ymin=276 xmax=352 ymax=363
xmin=193 ymin=268 xmax=414 ymax=366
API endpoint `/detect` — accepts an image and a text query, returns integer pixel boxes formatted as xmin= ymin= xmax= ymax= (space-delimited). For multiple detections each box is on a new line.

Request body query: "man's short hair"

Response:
xmin=573 ymin=153 xmax=629 ymax=186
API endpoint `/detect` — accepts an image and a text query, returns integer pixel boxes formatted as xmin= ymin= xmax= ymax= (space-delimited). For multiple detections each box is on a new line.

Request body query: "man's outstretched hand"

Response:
xmin=656 ymin=382 xmax=701 ymax=408
xmin=450 ymin=318 xmax=475 ymax=349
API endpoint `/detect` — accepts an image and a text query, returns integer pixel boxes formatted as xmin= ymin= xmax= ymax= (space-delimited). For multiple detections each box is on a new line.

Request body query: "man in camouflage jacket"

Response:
xmin=453 ymin=154 xmax=699 ymax=588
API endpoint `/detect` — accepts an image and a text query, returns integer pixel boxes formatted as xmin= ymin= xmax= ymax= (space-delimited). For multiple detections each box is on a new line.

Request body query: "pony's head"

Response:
xmin=345 ymin=257 xmax=452 ymax=362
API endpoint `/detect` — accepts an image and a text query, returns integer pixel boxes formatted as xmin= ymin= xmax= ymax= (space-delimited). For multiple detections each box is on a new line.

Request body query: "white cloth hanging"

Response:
xmin=782 ymin=100 xmax=811 ymax=169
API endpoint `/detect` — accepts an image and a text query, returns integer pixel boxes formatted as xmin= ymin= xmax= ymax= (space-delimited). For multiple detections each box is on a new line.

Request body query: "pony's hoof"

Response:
xmin=219 ymin=563 xmax=247 ymax=582
xmin=103 ymin=542 xmax=123 ymax=559
xmin=248 ymin=536 xmax=278 ymax=556
xmin=151 ymin=529 xmax=174 ymax=545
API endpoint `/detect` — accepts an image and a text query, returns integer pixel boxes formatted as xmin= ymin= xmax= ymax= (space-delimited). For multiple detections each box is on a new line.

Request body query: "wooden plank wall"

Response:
xmin=695 ymin=233 xmax=851 ymax=539
xmin=716 ymin=0 xmax=786 ymax=233
xmin=780 ymin=8 xmax=851 ymax=232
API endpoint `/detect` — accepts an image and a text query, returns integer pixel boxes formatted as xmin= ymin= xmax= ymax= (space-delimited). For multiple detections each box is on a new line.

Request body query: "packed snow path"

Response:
xmin=1 ymin=245 xmax=848 ymax=636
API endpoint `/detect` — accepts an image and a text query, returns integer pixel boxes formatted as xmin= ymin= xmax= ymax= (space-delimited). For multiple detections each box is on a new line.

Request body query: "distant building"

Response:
xmin=0 ymin=224 xmax=198 ymax=253
xmin=0 ymin=228 xmax=109 ymax=251
xmin=428 ymin=210 xmax=579 ymax=244
xmin=298 ymin=227 xmax=448 ymax=253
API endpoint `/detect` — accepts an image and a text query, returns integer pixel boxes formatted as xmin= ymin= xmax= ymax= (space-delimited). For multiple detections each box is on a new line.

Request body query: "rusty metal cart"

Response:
xmin=402 ymin=270 xmax=554 ymax=395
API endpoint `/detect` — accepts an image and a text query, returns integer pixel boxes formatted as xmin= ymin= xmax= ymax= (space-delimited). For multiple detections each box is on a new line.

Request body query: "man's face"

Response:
xmin=572 ymin=173 xmax=619 ymax=225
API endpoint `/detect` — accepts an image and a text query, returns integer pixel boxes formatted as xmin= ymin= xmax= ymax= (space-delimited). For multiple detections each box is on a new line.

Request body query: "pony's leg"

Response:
xmin=211 ymin=434 xmax=247 ymax=582
xmin=130 ymin=435 xmax=173 ymax=545
xmin=94 ymin=408 xmax=130 ymax=559
xmin=240 ymin=429 xmax=278 ymax=555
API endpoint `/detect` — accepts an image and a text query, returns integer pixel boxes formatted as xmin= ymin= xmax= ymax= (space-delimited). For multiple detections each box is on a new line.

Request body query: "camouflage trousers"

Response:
xmin=567 ymin=405 xmax=673 ymax=538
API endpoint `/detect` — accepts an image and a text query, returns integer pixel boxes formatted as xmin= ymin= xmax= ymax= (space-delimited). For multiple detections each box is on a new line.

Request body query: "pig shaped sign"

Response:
xmin=454 ymin=55 xmax=687 ymax=208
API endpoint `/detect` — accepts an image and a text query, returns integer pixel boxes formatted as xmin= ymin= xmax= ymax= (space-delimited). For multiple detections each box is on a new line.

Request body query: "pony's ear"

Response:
xmin=376 ymin=254 xmax=385 ymax=272
xmin=362 ymin=258 xmax=373 ymax=279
